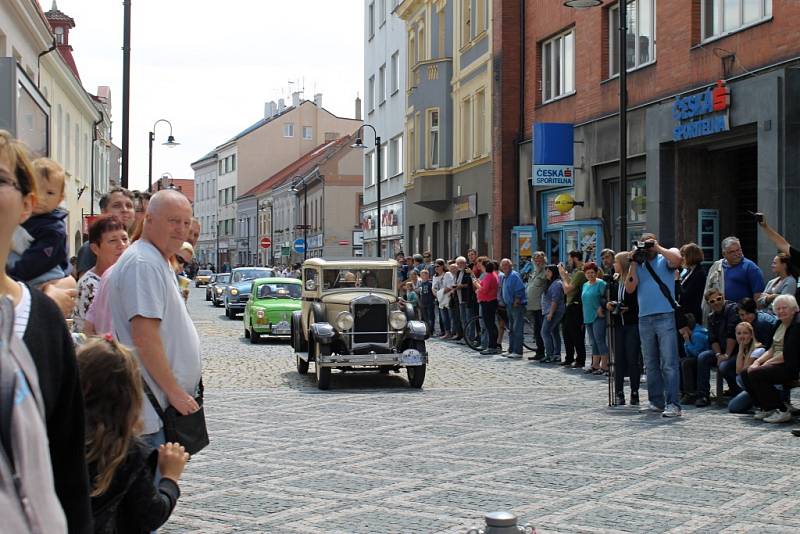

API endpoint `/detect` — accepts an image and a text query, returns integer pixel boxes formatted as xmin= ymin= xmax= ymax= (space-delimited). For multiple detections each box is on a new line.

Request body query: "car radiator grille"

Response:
xmin=353 ymin=302 xmax=388 ymax=343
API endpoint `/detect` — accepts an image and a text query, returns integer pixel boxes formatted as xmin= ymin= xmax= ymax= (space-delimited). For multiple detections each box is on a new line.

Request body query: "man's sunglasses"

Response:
xmin=707 ymin=296 xmax=723 ymax=304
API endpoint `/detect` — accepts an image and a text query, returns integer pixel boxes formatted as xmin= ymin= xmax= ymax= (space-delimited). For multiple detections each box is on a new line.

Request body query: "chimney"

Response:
xmin=264 ymin=100 xmax=276 ymax=119
xmin=313 ymin=93 xmax=323 ymax=107
xmin=291 ymin=91 xmax=301 ymax=107
xmin=278 ymin=98 xmax=286 ymax=111
xmin=355 ymin=96 xmax=362 ymax=120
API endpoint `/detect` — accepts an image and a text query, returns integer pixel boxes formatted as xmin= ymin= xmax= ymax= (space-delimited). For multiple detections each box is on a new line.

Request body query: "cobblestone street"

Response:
xmin=164 ymin=288 xmax=800 ymax=533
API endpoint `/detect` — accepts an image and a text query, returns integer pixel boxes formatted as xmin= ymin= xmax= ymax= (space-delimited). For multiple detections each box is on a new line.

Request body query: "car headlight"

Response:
xmin=334 ymin=311 xmax=354 ymax=331
xmin=215 ymin=287 xmax=223 ymax=294
xmin=389 ymin=310 xmax=407 ymax=330
xmin=256 ymin=309 xmax=265 ymax=319
xmin=230 ymin=288 xmax=239 ymax=295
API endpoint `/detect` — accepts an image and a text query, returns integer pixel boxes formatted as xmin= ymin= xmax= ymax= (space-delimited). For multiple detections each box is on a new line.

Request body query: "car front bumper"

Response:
xmin=317 ymin=348 xmax=427 ymax=368
xmin=252 ymin=320 xmax=292 ymax=337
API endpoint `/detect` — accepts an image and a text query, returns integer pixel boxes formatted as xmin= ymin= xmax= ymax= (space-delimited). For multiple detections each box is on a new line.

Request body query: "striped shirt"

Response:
xmin=13 ymin=282 xmax=31 ymax=339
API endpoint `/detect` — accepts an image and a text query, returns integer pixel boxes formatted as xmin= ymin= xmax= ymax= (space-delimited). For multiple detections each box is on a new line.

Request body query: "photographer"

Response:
xmin=606 ymin=252 xmax=641 ymax=406
xmin=625 ymin=233 xmax=683 ymax=417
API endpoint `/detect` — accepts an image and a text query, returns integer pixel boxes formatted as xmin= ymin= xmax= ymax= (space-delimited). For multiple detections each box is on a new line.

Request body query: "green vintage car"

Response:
xmin=243 ymin=277 xmax=302 ymax=343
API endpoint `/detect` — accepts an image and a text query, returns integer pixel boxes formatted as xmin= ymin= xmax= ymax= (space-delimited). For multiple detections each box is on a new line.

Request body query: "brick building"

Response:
xmin=494 ymin=0 xmax=800 ymax=271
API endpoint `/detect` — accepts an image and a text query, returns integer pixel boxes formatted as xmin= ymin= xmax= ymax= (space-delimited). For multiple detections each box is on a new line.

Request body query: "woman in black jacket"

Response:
xmin=606 ymin=252 xmax=641 ymax=405
xmin=679 ymin=243 xmax=707 ymax=325
xmin=740 ymin=295 xmax=800 ymax=423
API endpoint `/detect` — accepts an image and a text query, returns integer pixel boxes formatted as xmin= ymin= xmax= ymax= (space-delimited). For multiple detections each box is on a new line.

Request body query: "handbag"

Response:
xmin=144 ymin=380 xmax=209 ymax=455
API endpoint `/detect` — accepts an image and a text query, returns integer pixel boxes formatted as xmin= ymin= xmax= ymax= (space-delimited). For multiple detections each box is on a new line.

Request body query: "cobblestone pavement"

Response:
xmin=164 ymin=288 xmax=800 ymax=533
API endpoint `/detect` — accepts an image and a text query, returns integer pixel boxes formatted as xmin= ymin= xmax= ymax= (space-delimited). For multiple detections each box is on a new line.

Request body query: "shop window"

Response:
xmin=609 ymin=0 xmax=656 ymax=77
xmin=541 ymin=29 xmax=575 ymax=103
xmin=702 ymin=0 xmax=772 ymax=41
xmin=478 ymin=214 xmax=488 ymax=256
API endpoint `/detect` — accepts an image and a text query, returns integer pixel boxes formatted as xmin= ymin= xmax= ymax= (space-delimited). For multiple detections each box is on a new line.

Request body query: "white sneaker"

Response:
xmin=661 ymin=404 xmax=683 ymax=418
xmin=753 ymin=409 xmax=769 ymax=420
xmin=640 ymin=402 xmax=663 ymax=413
xmin=764 ymin=410 xmax=792 ymax=424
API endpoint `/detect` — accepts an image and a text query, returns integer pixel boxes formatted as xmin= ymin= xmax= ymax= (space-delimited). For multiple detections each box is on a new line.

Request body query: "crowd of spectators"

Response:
xmin=1 ymin=130 xmax=199 ymax=532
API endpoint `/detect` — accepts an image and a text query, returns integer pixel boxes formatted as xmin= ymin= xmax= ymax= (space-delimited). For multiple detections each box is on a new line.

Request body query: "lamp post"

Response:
xmin=148 ymin=119 xmax=179 ymax=193
xmin=239 ymin=216 xmax=251 ymax=266
xmin=290 ymin=178 xmax=308 ymax=260
xmin=259 ymin=201 xmax=273 ymax=266
xmin=351 ymin=125 xmax=382 ymax=257
xmin=564 ymin=0 xmax=627 ymax=250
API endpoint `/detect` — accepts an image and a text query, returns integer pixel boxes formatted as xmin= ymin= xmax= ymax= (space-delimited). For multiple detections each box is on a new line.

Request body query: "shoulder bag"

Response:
xmin=144 ymin=380 xmax=209 ymax=455
xmin=643 ymin=259 xmax=687 ymax=329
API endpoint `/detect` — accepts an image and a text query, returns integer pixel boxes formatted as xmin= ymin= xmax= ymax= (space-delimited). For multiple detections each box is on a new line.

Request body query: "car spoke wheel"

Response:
xmin=464 ymin=316 xmax=483 ymax=351
xmin=406 ymin=340 xmax=427 ymax=388
xmin=314 ymin=343 xmax=332 ymax=390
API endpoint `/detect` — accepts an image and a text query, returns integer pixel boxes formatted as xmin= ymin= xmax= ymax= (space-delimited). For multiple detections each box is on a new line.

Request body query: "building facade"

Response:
xmin=495 ymin=0 xmax=800 ymax=272
xmin=191 ymin=151 xmax=218 ymax=268
xmin=362 ymin=0 xmax=407 ymax=257
xmin=397 ymin=0 xmax=494 ymax=259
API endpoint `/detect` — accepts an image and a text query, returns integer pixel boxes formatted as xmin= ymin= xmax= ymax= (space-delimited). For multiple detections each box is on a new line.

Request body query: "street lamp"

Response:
xmin=565 ymin=0 xmax=627 ymax=250
xmin=351 ymin=125 xmax=381 ymax=257
xmin=290 ymin=177 xmax=308 ymax=260
xmin=259 ymin=201 xmax=273 ymax=266
xmin=148 ymin=119 xmax=179 ymax=193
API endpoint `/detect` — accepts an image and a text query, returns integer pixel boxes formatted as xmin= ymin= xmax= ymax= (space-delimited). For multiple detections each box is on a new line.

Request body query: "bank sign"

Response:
xmin=672 ymin=80 xmax=730 ymax=142
xmin=532 ymin=123 xmax=574 ymax=188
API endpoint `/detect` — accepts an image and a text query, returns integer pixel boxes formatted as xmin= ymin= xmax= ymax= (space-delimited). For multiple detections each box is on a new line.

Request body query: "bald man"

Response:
xmin=108 ymin=189 xmax=203 ymax=450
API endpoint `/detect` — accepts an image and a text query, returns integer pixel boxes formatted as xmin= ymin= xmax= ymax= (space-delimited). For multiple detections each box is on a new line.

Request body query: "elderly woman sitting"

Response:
xmin=740 ymin=294 xmax=800 ymax=423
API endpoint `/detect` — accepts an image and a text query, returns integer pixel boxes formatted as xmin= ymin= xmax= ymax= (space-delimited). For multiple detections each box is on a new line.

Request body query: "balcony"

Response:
xmin=406 ymin=171 xmax=452 ymax=211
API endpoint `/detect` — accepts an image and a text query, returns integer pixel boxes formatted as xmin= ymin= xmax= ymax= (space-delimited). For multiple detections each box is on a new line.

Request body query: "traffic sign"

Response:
xmin=260 ymin=237 xmax=272 ymax=249
xmin=293 ymin=238 xmax=306 ymax=254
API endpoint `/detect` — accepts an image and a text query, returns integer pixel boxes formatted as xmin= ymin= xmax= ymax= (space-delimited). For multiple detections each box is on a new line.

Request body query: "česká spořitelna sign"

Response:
xmin=672 ymin=80 xmax=731 ymax=142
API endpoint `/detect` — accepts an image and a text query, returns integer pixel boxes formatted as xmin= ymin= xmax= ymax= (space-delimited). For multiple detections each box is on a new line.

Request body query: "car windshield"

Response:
xmin=322 ymin=268 xmax=393 ymax=291
xmin=233 ymin=269 xmax=273 ymax=282
xmin=217 ymin=274 xmax=231 ymax=284
xmin=257 ymin=283 xmax=301 ymax=299
xmin=198 ymin=270 xmax=212 ymax=276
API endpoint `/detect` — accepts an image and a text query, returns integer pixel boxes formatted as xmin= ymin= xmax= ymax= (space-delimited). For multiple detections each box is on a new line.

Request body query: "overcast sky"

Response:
xmin=62 ymin=0 xmax=364 ymax=192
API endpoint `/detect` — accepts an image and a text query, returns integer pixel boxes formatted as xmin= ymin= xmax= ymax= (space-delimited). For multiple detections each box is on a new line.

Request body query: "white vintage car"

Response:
xmin=291 ymin=258 xmax=428 ymax=390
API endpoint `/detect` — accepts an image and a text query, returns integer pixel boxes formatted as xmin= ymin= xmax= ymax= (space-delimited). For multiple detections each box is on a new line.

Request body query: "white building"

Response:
xmin=190 ymin=150 xmax=218 ymax=268
xmin=362 ymin=0 xmax=407 ymax=257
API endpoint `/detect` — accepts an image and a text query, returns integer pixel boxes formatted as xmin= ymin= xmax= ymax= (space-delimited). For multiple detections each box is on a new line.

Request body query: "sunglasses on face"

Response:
xmin=176 ymin=256 xmax=188 ymax=266
xmin=707 ymin=296 xmax=724 ymax=304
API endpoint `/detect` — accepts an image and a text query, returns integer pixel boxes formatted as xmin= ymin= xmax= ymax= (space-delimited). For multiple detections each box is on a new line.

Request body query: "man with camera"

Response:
xmin=625 ymin=233 xmax=684 ymax=417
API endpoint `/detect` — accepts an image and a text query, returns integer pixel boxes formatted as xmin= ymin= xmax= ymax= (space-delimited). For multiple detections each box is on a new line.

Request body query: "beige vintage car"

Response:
xmin=291 ymin=258 xmax=428 ymax=390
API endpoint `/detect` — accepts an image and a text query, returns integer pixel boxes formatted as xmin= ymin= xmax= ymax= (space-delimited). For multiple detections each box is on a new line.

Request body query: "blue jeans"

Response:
xmin=460 ymin=302 xmax=475 ymax=342
xmin=541 ymin=308 xmax=564 ymax=358
xmin=586 ymin=317 xmax=608 ymax=355
xmin=697 ymin=351 xmax=740 ymax=397
xmin=639 ymin=312 xmax=680 ymax=408
xmin=527 ymin=309 xmax=545 ymax=356
xmin=450 ymin=303 xmax=463 ymax=337
xmin=438 ymin=306 xmax=451 ymax=334
xmin=728 ymin=390 xmax=753 ymax=413
xmin=421 ymin=302 xmax=436 ymax=336
xmin=507 ymin=305 xmax=524 ymax=355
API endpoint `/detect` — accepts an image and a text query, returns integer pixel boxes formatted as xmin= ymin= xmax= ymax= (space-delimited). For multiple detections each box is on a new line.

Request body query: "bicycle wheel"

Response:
xmin=464 ymin=316 xmax=483 ymax=351
xmin=522 ymin=315 xmax=537 ymax=351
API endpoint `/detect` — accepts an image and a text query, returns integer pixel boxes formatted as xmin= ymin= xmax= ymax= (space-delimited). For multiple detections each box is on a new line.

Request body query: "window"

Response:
xmin=368 ymin=76 xmax=375 ymax=112
xmin=368 ymin=2 xmax=375 ymax=39
xmin=65 ymin=113 xmax=71 ymax=169
xmin=474 ymin=90 xmax=486 ymax=157
xmin=461 ymin=98 xmax=472 ymax=163
xmin=702 ymin=0 xmax=771 ymax=40
xmin=379 ymin=0 xmax=386 ymax=26
xmin=54 ymin=26 xmax=64 ymax=45
xmin=219 ymin=190 xmax=223 ymax=206
xmin=218 ymin=161 xmax=224 ymax=175
xmin=541 ymin=29 xmax=575 ymax=103
xmin=428 ymin=109 xmax=440 ymax=168
xmin=365 ymin=151 xmax=374 ymax=186
xmin=476 ymin=0 xmax=487 ymax=35
xmin=231 ymin=154 xmax=236 ymax=171
xmin=408 ymin=123 xmax=416 ymax=174
xmin=418 ymin=25 xmax=426 ymax=62
xmin=609 ymin=0 xmax=655 ymax=76
xmin=461 ymin=0 xmax=472 ymax=45
xmin=379 ymin=64 xmax=386 ymax=104
xmin=380 ymin=143 xmax=388 ymax=180
xmin=389 ymin=134 xmax=403 ymax=176
xmin=56 ymin=105 xmax=62 ymax=163
xmin=283 ymin=123 xmax=294 ymax=137
xmin=390 ymin=51 xmax=399 ymax=94
xmin=303 ymin=126 xmax=312 ymax=139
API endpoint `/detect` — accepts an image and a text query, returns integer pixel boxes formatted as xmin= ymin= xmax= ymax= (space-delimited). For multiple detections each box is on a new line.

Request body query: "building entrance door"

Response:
xmin=732 ymin=145 xmax=758 ymax=261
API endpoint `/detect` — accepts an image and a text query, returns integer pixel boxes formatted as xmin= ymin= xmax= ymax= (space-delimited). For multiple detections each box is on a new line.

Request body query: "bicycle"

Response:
xmin=463 ymin=314 xmax=537 ymax=352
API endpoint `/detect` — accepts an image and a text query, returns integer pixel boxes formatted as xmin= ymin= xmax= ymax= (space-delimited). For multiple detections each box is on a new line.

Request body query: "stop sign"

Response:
xmin=260 ymin=237 xmax=272 ymax=249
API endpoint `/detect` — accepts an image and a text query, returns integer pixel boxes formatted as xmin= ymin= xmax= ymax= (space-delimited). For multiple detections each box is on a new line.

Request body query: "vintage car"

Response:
xmin=205 ymin=274 xmax=217 ymax=301
xmin=224 ymin=267 xmax=275 ymax=318
xmin=210 ymin=273 xmax=231 ymax=307
xmin=291 ymin=258 xmax=428 ymax=390
xmin=194 ymin=269 xmax=213 ymax=287
xmin=243 ymin=278 xmax=302 ymax=343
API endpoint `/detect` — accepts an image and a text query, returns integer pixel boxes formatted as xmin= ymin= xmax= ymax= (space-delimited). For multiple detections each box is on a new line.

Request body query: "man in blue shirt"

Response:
xmin=500 ymin=258 xmax=527 ymax=358
xmin=625 ymin=233 xmax=684 ymax=417
xmin=719 ymin=236 xmax=765 ymax=303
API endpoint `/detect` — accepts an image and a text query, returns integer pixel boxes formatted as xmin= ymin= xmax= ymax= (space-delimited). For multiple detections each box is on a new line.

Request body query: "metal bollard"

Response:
xmin=466 ymin=511 xmax=535 ymax=534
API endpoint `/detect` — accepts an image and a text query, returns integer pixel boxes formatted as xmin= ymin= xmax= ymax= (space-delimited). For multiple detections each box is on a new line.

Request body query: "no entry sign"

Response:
xmin=260 ymin=237 xmax=272 ymax=249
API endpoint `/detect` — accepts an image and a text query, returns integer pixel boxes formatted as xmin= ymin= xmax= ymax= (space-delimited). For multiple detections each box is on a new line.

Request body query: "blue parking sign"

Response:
xmin=293 ymin=238 xmax=306 ymax=254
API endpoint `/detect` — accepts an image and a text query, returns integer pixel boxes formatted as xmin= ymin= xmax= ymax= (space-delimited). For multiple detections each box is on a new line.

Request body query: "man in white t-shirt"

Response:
xmin=109 ymin=189 xmax=201 ymax=446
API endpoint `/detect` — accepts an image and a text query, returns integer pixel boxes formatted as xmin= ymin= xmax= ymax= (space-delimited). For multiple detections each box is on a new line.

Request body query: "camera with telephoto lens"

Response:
xmin=610 ymin=301 xmax=625 ymax=315
xmin=631 ymin=240 xmax=655 ymax=264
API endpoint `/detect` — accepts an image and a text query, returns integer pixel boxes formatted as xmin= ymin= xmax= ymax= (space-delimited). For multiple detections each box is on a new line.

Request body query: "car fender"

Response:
xmin=406 ymin=320 xmax=427 ymax=340
xmin=310 ymin=322 xmax=336 ymax=344
xmin=401 ymin=302 xmax=416 ymax=322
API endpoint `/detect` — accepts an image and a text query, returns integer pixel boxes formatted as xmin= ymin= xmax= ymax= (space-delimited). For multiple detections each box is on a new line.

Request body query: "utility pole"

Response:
xmin=121 ymin=0 xmax=131 ymax=188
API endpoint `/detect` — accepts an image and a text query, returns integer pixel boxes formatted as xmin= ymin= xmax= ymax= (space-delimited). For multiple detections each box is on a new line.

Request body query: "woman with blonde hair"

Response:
xmin=78 ymin=335 xmax=189 ymax=532
xmin=728 ymin=321 xmax=766 ymax=414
